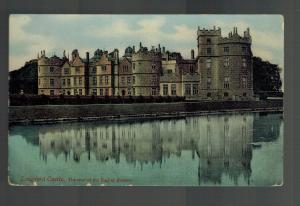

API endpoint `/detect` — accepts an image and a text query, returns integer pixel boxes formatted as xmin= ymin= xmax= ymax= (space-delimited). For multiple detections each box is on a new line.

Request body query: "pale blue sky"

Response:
xmin=9 ymin=14 xmax=284 ymax=77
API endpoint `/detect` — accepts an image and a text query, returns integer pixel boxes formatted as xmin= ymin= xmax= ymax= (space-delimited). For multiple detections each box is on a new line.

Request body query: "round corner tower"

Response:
xmin=131 ymin=44 xmax=162 ymax=96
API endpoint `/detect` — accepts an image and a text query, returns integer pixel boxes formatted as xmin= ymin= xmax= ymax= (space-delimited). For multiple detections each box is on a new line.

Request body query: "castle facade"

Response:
xmin=37 ymin=26 xmax=253 ymax=100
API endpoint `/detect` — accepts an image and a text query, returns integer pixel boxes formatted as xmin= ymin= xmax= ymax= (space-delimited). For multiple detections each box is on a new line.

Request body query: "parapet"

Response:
xmin=197 ymin=26 xmax=222 ymax=36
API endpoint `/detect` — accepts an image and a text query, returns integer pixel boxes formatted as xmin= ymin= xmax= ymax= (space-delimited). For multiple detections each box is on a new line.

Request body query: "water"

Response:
xmin=8 ymin=112 xmax=283 ymax=186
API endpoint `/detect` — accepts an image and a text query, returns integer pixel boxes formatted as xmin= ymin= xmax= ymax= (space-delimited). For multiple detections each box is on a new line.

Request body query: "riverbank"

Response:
xmin=9 ymin=100 xmax=283 ymax=125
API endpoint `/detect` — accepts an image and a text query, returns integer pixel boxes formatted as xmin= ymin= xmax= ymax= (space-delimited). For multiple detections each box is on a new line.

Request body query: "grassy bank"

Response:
xmin=9 ymin=100 xmax=283 ymax=125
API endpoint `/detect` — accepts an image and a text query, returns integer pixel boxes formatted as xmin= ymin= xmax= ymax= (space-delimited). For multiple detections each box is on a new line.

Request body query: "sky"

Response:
xmin=9 ymin=14 xmax=284 ymax=77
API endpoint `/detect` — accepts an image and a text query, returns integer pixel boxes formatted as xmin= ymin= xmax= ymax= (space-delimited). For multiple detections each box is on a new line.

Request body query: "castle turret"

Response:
xmin=132 ymin=43 xmax=162 ymax=96
xmin=37 ymin=50 xmax=64 ymax=95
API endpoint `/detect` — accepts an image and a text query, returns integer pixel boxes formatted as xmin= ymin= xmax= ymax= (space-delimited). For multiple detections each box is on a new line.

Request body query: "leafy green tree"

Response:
xmin=253 ymin=56 xmax=282 ymax=93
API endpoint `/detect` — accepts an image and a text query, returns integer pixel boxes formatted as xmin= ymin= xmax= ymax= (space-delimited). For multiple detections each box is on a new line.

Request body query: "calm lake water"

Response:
xmin=8 ymin=112 xmax=283 ymax=186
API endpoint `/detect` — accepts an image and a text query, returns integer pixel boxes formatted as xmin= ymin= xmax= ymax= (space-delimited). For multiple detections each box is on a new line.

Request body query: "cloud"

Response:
xmin=9 ymin=15 xmax=57 ymax=69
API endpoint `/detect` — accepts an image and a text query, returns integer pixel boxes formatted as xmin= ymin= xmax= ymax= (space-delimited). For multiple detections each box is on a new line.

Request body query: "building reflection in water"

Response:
xmin=31 ymin=112 xmax=281 ymax=185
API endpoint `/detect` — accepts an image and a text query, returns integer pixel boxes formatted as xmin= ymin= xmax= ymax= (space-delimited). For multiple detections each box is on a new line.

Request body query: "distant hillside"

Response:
xmin=9 ymin=59 xmax=38 ymax=94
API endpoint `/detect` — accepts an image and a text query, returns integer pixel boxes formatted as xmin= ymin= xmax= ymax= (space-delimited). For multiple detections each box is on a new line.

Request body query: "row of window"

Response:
xmin=132 ymin=63 xmax=158 ymax=70
xmin=205 ymin=77 xmax=247 ymax=89
xmin=205 ymin=58 xmax=247 ymax=68
xmin=205 ymin=47 xmax=248 ymax=55
xmin=92 ymin=76 xmax=110 ymax=85
xmin=91 ymin=88 xmax=110 ymax=96
xmin=162 ymin=84 xmax=177 ymax=96
xmin=91 ymin=65 xmax=107 ymax=73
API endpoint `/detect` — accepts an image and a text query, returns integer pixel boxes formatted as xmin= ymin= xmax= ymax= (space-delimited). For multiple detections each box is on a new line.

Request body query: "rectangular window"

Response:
xmin=242 ymin=47 xmax=247 ymax=53
xmin=224 ymin=77 xmax=230 ymax=89
xmin=92 ymin=67 xmax=97 ymax=73
xmin=152 ymin=75 xmax=157 ymax=85
xmin=242 ymin=58 xmax=247 ymax=68
xmin=105 ymin=76 xmax=109 ymax=84
xmin=93 ymin=77 xmax=97 ymax=85
xmin=67 ymin=79 xmax=71 ymax=86
xmin=62 ymin=79 xmax=66 ymax=86
xmin=99 ymin=76 xmax=103 ymax=84
xmin=206 ymin=59 xmax=211 ymax=68
xmin=50 ymin=67 xmax=54 ymax=73
xmin=92 ymin=89 xmax=97 ymax=95
xmin=171 ymin=84 xmax=176 ymax=96
xmin=207 ymin=38 xmax=211 ymax=44
xmin=62 ymin=89 xmax=65 ymax=95
xmin=207 ymin=48 xmax=212 ymax=55
xmin=64 ymin=68 xmax=69 ymax=75
xmin=105 ymin=88 xmax=109 ymax=96
xmin=102 ymin=65 xmax=107 ymax=71
xmin=74 ymin=89 xmax=78 ymax=95
xmin=151 ymin=88 xmax=156 ymax=96
xmin=185 ymin=84 xmax=191 ymax=96
xmin=224 ymin=57 xmax=229 ymax=67
xmin=74 ymin=77 xmax=77 ymax=85
xmin=224 ymin=47 xmax=229 ymax=53
xmin=242 ymin=77 xmax=247 ymax=88
xmin=121 ymin=77 xmax=125 ymax=84
xmin=50 ymin=90 xmax=54 ymax=95
xmin=133 ymin=76 xmax=135 ymax=84
xmin=50 ymin=78 xmax=54 ymax=86
xmin=79 ymin=89 xmax=82 ymax=95
xmin=128 ymin=88 xmax=131 ymax=96
xmin=167 ymin=69 xmax=172 ymax=74
xmin=127 ymin=76 xmax=131 ymax=84
xmin=192 ymin=84 xmax=198 ymax=95
xmin=76 ymin=67 xmax=80 ymax=73
xmin=190 ymin=65 xmax=194 ymax=73
xmin=133 ymin=63 xmax=135 ymax=70
xmin=133 ymin=88 xmax=135 ymax=95
xmin=163 ymin=84 xmax=168 ymax=96
xmin=79 ymin=77 xmax=82 ymax=85
xmin=100 ymin=89 xmax=103 ymax=96
xmin=207 ymin=77 xmax=211 ymax=89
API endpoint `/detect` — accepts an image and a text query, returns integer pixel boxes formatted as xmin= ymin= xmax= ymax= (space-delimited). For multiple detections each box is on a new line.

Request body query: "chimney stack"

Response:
xmin=191 ymin=49 xmax=195 ymax=59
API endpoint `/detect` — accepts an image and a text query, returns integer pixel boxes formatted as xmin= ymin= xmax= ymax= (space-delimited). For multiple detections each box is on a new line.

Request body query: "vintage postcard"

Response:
xmin=8 ymin=14 xmax=283 ymax=186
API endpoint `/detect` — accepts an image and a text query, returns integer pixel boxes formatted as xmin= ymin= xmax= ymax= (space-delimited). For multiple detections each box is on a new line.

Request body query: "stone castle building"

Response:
xmin=37 ymin=26 xmax=253 ymax=100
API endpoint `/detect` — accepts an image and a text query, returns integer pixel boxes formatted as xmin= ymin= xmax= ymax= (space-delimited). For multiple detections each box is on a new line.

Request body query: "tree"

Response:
xmin=253 ymin=56 xmax=282 ymax=93
xmin=9 ymin=59 xmax=38 ymax=94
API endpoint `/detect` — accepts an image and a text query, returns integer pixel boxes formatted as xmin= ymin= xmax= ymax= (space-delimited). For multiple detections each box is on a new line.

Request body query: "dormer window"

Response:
xmin=101 ymin=65 xmax=107 ymax=71
xmin=64 ymin=68 xmax=69 ymax=75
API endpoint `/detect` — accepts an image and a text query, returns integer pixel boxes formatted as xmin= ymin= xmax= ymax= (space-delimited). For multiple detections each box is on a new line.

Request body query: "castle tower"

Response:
xmin=197 ymin=26 xmax=222 ymax=100
xmin=131 ymin=43 xmax=162 ymax=96
xmin=37 ymin=50 xmax=64 ymax=95
xmin=197 ymin=26 xmax=253 ymax=100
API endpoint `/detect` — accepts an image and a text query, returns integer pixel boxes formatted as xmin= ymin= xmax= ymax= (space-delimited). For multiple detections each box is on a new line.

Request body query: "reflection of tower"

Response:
xmin=196 ymin=114 xmax=254 ymax=185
